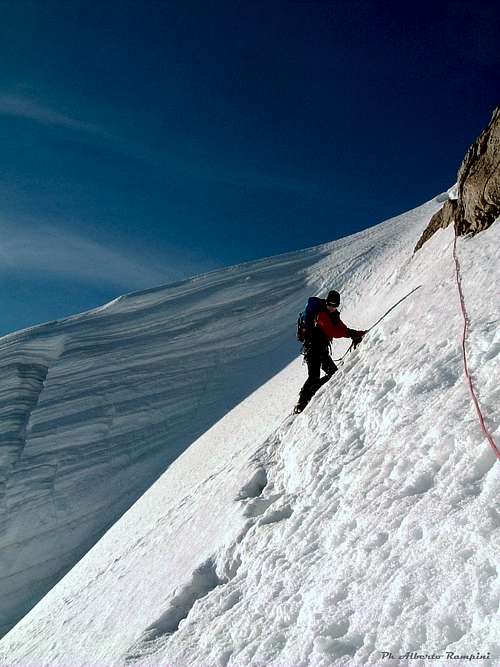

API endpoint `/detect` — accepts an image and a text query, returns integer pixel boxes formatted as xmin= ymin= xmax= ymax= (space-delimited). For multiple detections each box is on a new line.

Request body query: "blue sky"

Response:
xmin=1 ymin=0 xmax=499 ymax=336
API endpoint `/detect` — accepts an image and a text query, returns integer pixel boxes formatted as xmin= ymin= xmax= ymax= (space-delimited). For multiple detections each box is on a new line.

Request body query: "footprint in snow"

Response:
xmin=242 ymin=494 xmax=282 ymax=518
xmin=257 ymin=503 xmax=294 ymax=526
xmin=236 ymin=467 xmax=294 ymax=526
xmin=236 ymin=467 xmax=268 ymax=500
xmin=400 ymin=471 xmax=434 ymax=496
xmin=124 ymin=557 xmax=223 ymax=662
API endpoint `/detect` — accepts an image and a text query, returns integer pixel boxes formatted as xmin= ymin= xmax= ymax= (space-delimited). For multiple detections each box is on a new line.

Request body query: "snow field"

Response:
xmin=1 ymin=202 xmax=498 ymax=667
xmin=0 ymin=198 xmax=438 ymax=638
xmin=0 ymin=241 xmax=338 ymax=636
xmin=119 ymin=222 xmax=498 ymax=667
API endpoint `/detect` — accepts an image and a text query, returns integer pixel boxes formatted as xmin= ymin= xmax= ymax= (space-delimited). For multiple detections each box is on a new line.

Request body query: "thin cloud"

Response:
xmin=0 ymin=221 xmax=205 ymax=291
xmin=0 ymin=92 xmax=317 ymax=194
xmin=0 ymin=93 xmax=108 ymax=137
xmin=0 ymin=91 xmax=166 ymax=166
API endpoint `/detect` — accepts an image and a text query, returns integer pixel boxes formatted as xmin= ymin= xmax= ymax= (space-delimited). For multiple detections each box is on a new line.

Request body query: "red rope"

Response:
xmin=452 ymin=232 xmax=500 ymax=460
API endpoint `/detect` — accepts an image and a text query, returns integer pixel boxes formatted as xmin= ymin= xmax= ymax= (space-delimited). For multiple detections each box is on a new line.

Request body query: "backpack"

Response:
xmin=297 ymin=311 xmax=307 ymax=342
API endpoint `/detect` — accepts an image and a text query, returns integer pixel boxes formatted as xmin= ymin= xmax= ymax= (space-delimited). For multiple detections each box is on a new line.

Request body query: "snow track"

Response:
xmin=1 ymin=211 xmax=426 ymax=637
xmin=1 ymin=200 xmax=498 ymax=667
xmin=0 ymin=244 xmax=336 ymax=636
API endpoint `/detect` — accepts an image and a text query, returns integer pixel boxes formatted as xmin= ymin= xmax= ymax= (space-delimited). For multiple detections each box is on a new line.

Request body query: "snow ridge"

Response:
xmin=1 ymin=199 xmax=498 ymax=667
xmin=116 ymin=219 xmax=499 ymax=667
xmin=0 ymin=243 xmax=334 ymax=636
xmin=0 ymin=206 xmax=432 ymax=638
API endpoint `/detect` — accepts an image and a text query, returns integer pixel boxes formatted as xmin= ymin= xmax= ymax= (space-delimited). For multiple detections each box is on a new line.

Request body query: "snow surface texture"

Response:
xmin=0 ymin=208 xmax=427 ymax=638
xmin=1 ymin=201 xmax=499 ymax=667
xmin=0 ymin=235 xmax=345 ymax=635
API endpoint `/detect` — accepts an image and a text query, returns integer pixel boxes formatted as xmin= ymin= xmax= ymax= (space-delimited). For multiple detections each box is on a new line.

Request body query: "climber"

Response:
xmin=294 ymin=290 xmax=366 ymax=414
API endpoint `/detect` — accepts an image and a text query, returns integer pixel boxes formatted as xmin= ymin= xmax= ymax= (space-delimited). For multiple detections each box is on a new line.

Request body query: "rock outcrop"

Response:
xmin=414 ymin=198 xmax=458 ymax=252
xmin=415 ymin=106 xmax=500 ymax=251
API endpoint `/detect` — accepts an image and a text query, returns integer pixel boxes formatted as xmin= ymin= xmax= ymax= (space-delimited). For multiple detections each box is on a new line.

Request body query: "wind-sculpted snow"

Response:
xmin=0 ymin=207 xmax=440 ymax=639
xmin=0 ymin=248 xmax=313 ymax=635
xmin=6 ymin=200 xmax=498 ymax=667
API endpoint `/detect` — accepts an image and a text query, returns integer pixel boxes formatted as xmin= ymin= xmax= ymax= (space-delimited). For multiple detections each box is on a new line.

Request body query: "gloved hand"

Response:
xmin=351 ymin=330 xmax=367 ymax=349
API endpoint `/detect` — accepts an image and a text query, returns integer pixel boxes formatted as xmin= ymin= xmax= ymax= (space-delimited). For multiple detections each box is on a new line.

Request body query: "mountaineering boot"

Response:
xmin=293 ymin=401 xmax=307 ymax=414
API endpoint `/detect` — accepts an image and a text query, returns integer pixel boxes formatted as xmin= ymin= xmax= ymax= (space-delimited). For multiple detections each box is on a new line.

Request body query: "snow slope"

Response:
xmin=0 ymin=207 xmax=437 ymax=638
xmin=1 ymin=200 xmax=498 ymax=666
xmin=0 ymin=239 xmax=327 ymax=635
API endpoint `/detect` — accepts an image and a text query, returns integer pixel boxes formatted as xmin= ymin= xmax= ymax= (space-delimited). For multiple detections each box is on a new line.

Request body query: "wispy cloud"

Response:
xmin=0 ymin=93 xmax=109 ymax=137
xmin=0 ymin=90 xmax=318 ymax=193
xmin=0 ymin=219 xmax=209 ymax=291
xmin=0 ymin=90 xmax=163 ymax=174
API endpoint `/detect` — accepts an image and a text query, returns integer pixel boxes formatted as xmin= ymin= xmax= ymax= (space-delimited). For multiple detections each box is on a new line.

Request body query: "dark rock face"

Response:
xmin=456 ymin=107 xmax=500 ymax=235
xmin=415 ymin=106 xmax=500 ymax=251
xmin=414 ymin=199 xmax=458 ymax=252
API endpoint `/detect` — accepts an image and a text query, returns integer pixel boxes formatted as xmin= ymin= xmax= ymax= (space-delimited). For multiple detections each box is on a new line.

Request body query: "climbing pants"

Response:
xmin=298 ymin=345 xmax=338 ymax=408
